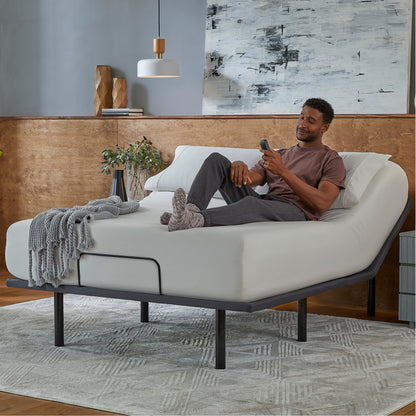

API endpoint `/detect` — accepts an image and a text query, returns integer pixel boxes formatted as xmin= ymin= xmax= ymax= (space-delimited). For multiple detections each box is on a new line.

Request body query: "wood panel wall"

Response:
xmin=0 ymin=115 xmax=414 ymax=313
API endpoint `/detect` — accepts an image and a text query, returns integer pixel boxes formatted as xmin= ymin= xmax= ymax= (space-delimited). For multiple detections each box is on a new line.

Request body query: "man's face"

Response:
xmin=296 ymin=106 xmax=329 ymax=144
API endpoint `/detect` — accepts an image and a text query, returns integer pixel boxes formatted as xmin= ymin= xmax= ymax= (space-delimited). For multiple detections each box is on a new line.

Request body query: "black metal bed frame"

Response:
xmin=7 ymin=199 xmax=412 ymax=369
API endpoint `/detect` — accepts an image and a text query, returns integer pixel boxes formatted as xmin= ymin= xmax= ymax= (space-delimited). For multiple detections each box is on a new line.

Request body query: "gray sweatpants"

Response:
xmin=186 ymin=152 xmax=306 ymax=227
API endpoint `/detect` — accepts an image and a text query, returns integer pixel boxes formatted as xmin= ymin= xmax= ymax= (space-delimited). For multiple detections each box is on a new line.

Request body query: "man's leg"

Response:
xmin=163 ymin=152 xmax=257 ymax=229
xmin=202 ymin=195 xmax=306 ymax=226
xmin=166 ymin=152 xmax=306 ymax=230
xmin=187 ymin=152 xmax=258 ymax=209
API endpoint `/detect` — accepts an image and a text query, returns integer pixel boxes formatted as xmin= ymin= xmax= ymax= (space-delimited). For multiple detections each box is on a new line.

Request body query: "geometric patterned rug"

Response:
xmin=0 ymin=295 xmax=414 ymax=415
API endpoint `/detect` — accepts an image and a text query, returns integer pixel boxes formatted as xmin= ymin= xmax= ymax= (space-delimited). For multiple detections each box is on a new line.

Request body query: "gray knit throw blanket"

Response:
xmin=28 ymin=196 xmax=140 ymax=288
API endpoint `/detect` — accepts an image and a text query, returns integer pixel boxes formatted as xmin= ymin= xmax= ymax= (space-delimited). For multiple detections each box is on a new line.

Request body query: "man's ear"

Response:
xmin=321 ymin=123 xmax=330 ymax=134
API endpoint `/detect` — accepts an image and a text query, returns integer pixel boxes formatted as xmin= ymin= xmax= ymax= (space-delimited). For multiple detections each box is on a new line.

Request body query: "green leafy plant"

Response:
xmin=101 ymin=137 xmax=167 ymax=200
xmin=101 ymin=136 xmax=166 ymax=175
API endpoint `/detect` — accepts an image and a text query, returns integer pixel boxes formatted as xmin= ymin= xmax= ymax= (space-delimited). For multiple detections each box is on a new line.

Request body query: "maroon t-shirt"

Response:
xmin=251 ymin=144 xmax=346 ymax=221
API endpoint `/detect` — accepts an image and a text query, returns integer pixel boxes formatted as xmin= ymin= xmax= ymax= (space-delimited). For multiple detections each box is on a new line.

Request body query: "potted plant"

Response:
xmin=101 ymin=136 xmax=166 ymax=201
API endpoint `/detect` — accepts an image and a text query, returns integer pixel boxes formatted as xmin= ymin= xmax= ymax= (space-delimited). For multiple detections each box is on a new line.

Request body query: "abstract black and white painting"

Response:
xmin=203 ymin=0 xmax=411 ymax=114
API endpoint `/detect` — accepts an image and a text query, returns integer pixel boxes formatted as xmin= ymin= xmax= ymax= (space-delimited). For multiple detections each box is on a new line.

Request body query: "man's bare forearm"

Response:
xmin=279 ymin=168 xmax=339 ymax=214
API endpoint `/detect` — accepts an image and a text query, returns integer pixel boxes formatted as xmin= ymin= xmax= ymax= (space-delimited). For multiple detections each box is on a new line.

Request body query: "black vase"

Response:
xmin=110 ymin=169 xmax=127 ymax=202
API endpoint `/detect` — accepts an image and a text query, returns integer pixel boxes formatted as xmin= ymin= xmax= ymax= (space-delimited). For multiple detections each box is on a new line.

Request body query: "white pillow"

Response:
xmin=145 ymin=145 xmax=263 ymax=198
xmin=329 ymin=152 xmax=391 ymax=209
xmin=145 ymin=146 xmax=391 ymax=209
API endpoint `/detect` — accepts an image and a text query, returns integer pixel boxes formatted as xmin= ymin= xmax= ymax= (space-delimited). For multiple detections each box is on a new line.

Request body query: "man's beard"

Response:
xmin=296 ymin=128 xmax=319 ymax=143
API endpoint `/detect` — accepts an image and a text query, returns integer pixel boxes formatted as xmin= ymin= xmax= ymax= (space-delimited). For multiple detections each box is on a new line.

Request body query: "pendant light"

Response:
xmin=137 ymin=0 xmax=181 ymax=78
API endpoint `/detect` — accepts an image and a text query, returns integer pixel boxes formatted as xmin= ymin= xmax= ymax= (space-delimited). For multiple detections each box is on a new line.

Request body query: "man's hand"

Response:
xmin=230 ymin=161 xmax=252 ymax=187
xmin=261 ymin=149 xmax=339 ymax=214
xmin=261 ymin=149 xmax=286 ymax=176
xmin=230 ymin=161 xmax=265 ymax=188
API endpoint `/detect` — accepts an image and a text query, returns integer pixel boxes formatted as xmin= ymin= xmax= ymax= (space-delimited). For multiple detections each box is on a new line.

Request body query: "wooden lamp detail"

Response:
xmin=137 ymin=0 xmax=180 ymax=78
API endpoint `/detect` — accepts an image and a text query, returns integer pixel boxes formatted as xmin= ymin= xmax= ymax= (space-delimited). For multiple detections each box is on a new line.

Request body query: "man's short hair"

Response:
xmin=303 ymin=98 xmax=334 ymax=124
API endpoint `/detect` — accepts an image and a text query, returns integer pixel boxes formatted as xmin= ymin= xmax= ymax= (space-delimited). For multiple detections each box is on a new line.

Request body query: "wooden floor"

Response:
xmin=0 ymin=270 xmax=414 ymax=416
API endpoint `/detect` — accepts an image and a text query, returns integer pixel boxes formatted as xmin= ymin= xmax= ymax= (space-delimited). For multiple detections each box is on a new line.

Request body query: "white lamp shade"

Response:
xmin=137 ymin=58 xmax=181 ymax=78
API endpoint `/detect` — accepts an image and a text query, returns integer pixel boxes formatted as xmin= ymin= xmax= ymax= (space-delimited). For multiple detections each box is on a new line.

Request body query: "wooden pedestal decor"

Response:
xmin=94 ymin=65 xmax=112 ymax=116
xmin=112 ymin=77 xmax=128 ymax=108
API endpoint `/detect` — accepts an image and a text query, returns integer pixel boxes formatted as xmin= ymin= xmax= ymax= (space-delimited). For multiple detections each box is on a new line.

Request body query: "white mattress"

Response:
xmin=6 ymin=161 xmax=408 ymax=303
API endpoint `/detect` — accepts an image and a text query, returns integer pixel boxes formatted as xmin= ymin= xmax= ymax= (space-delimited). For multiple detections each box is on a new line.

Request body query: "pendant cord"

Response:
xmin=157 ymin=0 xmax=161 ymax=38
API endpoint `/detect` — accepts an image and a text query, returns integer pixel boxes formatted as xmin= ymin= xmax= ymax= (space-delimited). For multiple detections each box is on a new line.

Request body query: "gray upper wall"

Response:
xmin=0 ymin=0 xmax=414 ymax=116
xmin=0 ymin=0 xmax=206 ymax=116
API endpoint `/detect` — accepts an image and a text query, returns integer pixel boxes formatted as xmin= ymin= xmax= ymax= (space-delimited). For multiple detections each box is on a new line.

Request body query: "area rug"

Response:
xmin=0 ymin=295 xmax=414 ymax=415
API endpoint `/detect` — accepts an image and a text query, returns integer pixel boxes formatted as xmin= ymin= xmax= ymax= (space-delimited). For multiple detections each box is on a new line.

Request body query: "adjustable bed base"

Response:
xmin=7 ymin=200 xmax=412 ymax=369
xmin=6 ymin=199 xmax=411 ymax=369
xmin=5 ymin=146 xmax=412 ymax=369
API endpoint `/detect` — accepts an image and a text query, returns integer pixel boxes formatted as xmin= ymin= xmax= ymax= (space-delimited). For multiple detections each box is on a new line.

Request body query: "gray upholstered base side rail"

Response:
xmin=6 ymin=199 xmax=412 ymax=369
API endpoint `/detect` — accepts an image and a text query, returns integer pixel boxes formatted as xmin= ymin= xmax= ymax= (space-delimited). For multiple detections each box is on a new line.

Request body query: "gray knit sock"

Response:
xmin=161 ymin=203 xmax=199 ymax=225
xmin=168 ymin=188 xmax=187 ymax=230
xmin=168 ymin=189 xmax=204 ymax=232
xmin=160 ymin=212 xmax=171 ymax=225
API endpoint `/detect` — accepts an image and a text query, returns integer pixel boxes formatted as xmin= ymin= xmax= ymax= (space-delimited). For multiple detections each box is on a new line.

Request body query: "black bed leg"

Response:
xmin=141 ymin=302 xmax=149 ymax=323
xmin=54 ymin=293 xmax=64 ymax=347
xmin=367 ymin=277 xmax=376 ymax=317
xmin=297 ymin=298 xmax=307 ymax=342
xmin=215 ymin=310 xmax=226 ymax=369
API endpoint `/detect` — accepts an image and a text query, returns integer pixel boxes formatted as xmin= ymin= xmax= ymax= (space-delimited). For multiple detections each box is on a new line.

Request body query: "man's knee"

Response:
xmin=203 ymin=152 xmax=230 ymax=169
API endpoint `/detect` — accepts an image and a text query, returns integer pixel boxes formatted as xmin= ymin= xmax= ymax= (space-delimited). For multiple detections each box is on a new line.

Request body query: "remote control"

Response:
xmin=260 ymin=139 xmax=271 ymax=151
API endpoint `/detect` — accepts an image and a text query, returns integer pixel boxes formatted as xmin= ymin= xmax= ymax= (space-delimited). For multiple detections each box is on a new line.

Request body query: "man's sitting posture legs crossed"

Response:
xmin=161 ymin=98 xmax=346 ymax=232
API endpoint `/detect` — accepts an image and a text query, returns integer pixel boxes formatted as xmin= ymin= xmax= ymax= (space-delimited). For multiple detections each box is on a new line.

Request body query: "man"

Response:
xmin=162 ymin=98 xmax=346 ymax=232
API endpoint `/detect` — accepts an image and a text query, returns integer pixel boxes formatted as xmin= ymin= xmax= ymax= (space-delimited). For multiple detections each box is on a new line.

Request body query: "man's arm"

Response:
xmin=263 ymin=151 xmax=340 ymax=214
xmin=230 ymin=161 xmax=265 ymax=188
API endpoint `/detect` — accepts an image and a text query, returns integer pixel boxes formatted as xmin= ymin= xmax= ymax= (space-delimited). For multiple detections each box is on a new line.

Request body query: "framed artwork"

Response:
xmin=203 ymin=0 xmax=412 ymax=115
